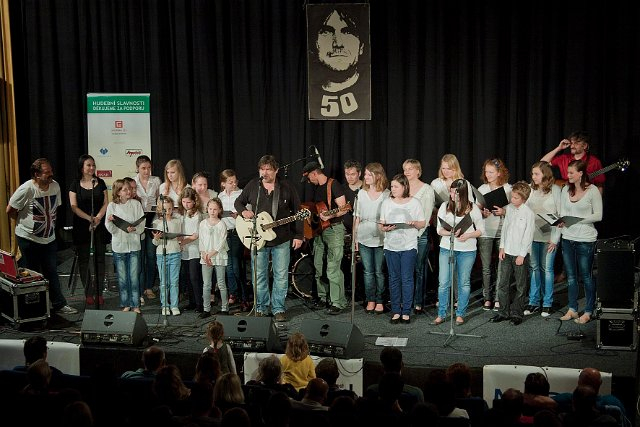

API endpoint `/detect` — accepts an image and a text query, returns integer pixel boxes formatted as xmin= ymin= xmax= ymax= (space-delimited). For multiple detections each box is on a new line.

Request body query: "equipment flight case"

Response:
xmin=0 ymin=276 xmax=50 ymax=326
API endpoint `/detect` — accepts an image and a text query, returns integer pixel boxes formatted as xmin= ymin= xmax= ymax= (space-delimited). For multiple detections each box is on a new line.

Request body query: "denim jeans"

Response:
xmin=496 ymin=254 xmax=529 ymax=319
xmin=384 ymin=249 xmax=417 ymax=316
xmin=157 ymin=252 xmax=181 ymax=309
xmin=16 ymin=236 xmax=67 ymax=310
xmin=253 ymin=240 xmax=290 ymax=315
xmin=113 ymin=251 xmax=141 ymax=308
xmin=138 ymin=231 xmax=157 ymax=293
xmin=413 ymin=232 xmax=429 ymax=308
xmin=202 ymin=264 xmax=227 ymax=312
xmin=561 ymin=239 xmax=596 ymax=314
xmin=529 ymin=241 xmax=557 ymax=308
xmin=226 ymin=231 xmax=247 ymax=300
xmin=359 ymin=244 xmax=385 ymax=303
xmin=313 ymin=223 xmax=347 ymax=309
xmin=438 ymin=249 xmax=476 ymax=318
xmin=478 ymin=237 xmax=501 ymax=301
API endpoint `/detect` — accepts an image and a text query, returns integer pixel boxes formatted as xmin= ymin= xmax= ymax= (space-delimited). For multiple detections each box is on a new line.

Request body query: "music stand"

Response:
xmin=430 ymin=186 xmax=482 ymax=346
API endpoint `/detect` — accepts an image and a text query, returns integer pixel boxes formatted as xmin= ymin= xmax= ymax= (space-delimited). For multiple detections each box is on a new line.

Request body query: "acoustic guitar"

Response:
xmin=555 ymin=158 xmax=630 ymax=187
xmin=301 ymin=201 xmax=352 ymax=239
xmin=235 ymin=208 xmax=310 ymax=250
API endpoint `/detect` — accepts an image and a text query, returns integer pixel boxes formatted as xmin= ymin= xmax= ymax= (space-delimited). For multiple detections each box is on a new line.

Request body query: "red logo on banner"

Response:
xmin=126 ymin=149 xmax=143 ymax=157
xmin=115 ymin=120 xmax=124 ymax=128
xmin=96 ymin=170 xmax=112 ymax=178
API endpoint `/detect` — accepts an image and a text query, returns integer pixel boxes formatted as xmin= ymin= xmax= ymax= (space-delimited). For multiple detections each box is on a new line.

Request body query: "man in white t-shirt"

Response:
xmin=6 ymin=158 xmax=77 ymax=314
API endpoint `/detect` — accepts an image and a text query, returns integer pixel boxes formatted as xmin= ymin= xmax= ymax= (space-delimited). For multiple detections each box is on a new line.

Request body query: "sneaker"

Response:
xmin=483 ymin=301 xmax=493 ymax=311
xmin=144 ymin=289 xmax=157 ymax=299
xmin=493 ymin=301 xmax=500 ymax=311
xmin=274 ymin=312 xmax=287 ymax=322
xmin=524 ymin=305 xmax=540 ymax=316
xmin=541 ymin=307 xmax=551 ymax=317
xmin=140 ymin=296 xmax=145 ymax=306
xmin=56 ymin=305 xmax=78 ymax=314
xmin=326 ymin=305 xmax=342 ymax=315
xmin=162 ymin=307 xmax=171 ymax=316
xmin=198 ymin=311 xmax=211 ymax=319
xmin=171 ymin=307 xmax=181 ymax=316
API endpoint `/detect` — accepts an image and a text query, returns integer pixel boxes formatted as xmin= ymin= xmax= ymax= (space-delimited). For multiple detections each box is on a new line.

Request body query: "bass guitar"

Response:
xmin=235 ymin=208 xmax=310 ymax=250
xmin=555 ymin=158 xmax=630 ymax=187
xmin=301 ymin=201 xmax=352 ymax=239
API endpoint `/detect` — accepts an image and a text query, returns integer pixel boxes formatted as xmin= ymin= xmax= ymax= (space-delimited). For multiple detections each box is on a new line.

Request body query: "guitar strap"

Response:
xmin=326 ymin=178 xmax=334 ymax=209
xmin=271 ymin=182 xmax=280 ymax=220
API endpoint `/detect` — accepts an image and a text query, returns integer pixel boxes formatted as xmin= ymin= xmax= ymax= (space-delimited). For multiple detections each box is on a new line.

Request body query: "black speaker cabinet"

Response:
xmin=217 ymin=316 xmax=282 ymax=353
xmin=81 ymin=310 xmax=148 ymax=346
xmin=596 ymin=245 xmax=636 ymax=309
xmin=300 ymin=319 xmax=364 ymax=359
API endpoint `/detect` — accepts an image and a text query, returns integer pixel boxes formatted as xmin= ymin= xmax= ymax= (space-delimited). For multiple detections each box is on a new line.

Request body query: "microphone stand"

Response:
xmin=161 ymin=198 xmax=170 ymax=326
xmin=350 ymin=193 xmax=359 ymax=324
xmin=430 ymin=188 xmax=482 ymax=346
xmin=246 ymin=178 xmax=262 ymax=317
xmin=89 ymin=178 xmax=100 ymax=309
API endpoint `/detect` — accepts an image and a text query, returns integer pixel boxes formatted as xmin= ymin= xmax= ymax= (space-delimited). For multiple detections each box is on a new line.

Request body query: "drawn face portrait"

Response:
xmin=316 ymin=10 xmax=363 ymax=72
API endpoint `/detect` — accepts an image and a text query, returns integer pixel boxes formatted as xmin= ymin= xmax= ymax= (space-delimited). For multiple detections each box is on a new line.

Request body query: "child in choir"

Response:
xmin=179 ymin=187 xmax=203 ymax=312
xmin=152 ymin=195 xmax=183 ymax=316
xmin=192 ymin=171 xmax=218 ymax=214
xmin=134 ymin=155 xmax=161 ymax=301
xmin=218 ymin=169 xmax=248 ymax=310
xmin=433 ymin=180 xmax=484 ymax=326
xmin=159 ymin=159 xmax=188 ymax=207
xmin=124 ymin=177 xmax=146 ymax=307
xmin=490 ymin=181 xmax=536 ymax=326
xmin=105 ymin=179 xmax=145 ymax=314
xmin=379 ymin=174 xmax=426 ymax=325
xmin=199 ymin=198 xmax=229 ymax=318
xmin=280 ymin=332 xmax=316 ymax=391
xmin=431 ymin=154 xmax=469 ymax=208
xmin=477 ymin=158 xmax=512 ymax=311
xmin=202 ymin=320 xmax=236 ymax=375
xmin=525 ymin=162 xmax=562 ymax=317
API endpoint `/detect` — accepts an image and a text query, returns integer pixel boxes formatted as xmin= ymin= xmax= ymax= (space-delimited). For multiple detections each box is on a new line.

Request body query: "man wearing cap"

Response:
xmin=302 ymin=161 xmax=349 ymax=314
xmin=235 ymin=155 xmax=304 ymax=322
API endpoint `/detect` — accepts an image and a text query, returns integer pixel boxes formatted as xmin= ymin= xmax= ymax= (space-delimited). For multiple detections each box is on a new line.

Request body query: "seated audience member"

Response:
xmin=552 ymin=367 xmax=627 ymax=418
xmin=14 ymin=336 xmax=63 ymax=377
xmin=221 ymin=407 xmax=251 ymax=427
xmin=152 ymin=364 xmax=192 ymax=416
xmin=62 ymin=401 xmax=94 ymax=427
xmin=446 ymin=362 xmax=489 ymax=423
xmin=522 ymin=372 xmax=557 ymax=415
xmin=193 ymin=352 xmax=222 ymax=386
xmin=121 ymin=345 xmax=166 ymax=379
xmin=280 ymin=332 xmax=316 ymax=392
xmin=409 ymin=402 xmax=440 ymax=427
xmin=245 ymin=354 xmax=298 ymax=399
xmin=213 ymin=373 xmax=245 ymax=415
xmin=264 ymin=392 xmax=292 ymax=427
xmin=329 ymin=395 xmax=358 ymax=427
xmin=486 ymin=388 xmax=531 ymax=426
xmin=315 ymin=357 xmax=357 ymax=405
xmin=533 ymin=409 xmax=562 ymax=427
xmin=173 ymin=381 xmax=221 ymax=427
xmin=370 ymin=372 xmax=407 ymax=424
xmin=366 ymin=347 xmax=424 ymax=412
xmin=423 ymin=369 xmax=469 ymax=419
xmin=290 ymin=377 xmax=330 ymax=411
xmin=559 ymin=386 xmax=618 ymax=427
xmin=21 ymin=358 xmax=53 ymax=395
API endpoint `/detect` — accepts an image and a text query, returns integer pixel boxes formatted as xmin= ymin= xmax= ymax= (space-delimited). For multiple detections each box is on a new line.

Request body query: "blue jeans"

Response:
xmin=16 ymin=236 xmax=67 ymax=310
xmin=359 ymin=244 xmax=385 ymax=303
xmin=438 ymin=249 xmax=476 ymax=318
xmin=226 ymin=231 xmax=247 ymax=300
xmin=113 ymin=251 xmax=141 ymax=308
xmin=157 ymin=252 xmax=181 ymax=309
xmin=529 ymin=241 xmax=557 ymax=308
xmin=138 ymin=231 xmax=157 ymax=293
xmin=413 ymin=232 xmax=430 ymax=308
xmin=384 ymin=249 xmax=417 ymax=316
xmin=253 ymin=241 xmax=290 ymax=315
xmin=202 ymin=264 xmax=227 ymax=312
xmin=561 ymin=239 xmax=596 ymax=315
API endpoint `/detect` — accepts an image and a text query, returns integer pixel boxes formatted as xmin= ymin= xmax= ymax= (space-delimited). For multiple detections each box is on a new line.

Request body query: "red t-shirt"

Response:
xmin=550 ymin=153 xmax=605 ymax=186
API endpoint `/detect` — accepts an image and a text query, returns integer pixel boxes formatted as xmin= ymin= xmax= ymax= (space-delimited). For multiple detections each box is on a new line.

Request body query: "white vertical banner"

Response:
xmin=87 ymin=93 xmax=151 ymax=190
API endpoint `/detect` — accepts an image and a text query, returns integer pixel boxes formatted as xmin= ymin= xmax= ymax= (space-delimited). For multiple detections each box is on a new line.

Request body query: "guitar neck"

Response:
xmin=589 ymin=163 xmax=616 ymax=179
xmin=263 ymin=215 xmax=298 ymax=231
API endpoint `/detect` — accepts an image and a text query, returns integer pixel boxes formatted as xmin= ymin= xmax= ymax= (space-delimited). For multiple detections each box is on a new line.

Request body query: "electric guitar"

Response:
xmin=555 ymin=158 xmax=630 ymax=187
xmin=235 ymin=208 xmax=310 ymax=250
xmin=301 ymin=201 xmax=352 ymax=239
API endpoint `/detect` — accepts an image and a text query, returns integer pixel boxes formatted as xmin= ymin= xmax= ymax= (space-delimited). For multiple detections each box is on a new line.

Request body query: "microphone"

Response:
xmin=313 ymin=146 xmax=324 ymax=169
xmin=258 ymin=175 xmax=265 ymax=181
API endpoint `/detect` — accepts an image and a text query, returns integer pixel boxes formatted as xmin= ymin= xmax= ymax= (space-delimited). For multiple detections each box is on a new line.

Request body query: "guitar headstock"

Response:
xmin=616 ymin=158 xmax=630 ymax=171
xmin=296 ymin=208 xmax=311 ymax=220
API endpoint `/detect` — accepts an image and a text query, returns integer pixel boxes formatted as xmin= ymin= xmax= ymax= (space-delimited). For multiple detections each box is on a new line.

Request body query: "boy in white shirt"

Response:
xmin=490 ymin=181 xmax=535 ymax=326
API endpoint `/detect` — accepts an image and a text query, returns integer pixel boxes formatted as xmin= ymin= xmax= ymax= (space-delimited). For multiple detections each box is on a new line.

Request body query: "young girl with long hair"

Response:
xmin=199 ymin=198 xmax=229 ymax=318
xmin=202 ymin=320 xmax=237 ymax=375
xmin=280 ymin=332 xmax=316 ymax=391
xmin=105 ymin=179 xmax=145 ymax=313
xmin=152 ymin=196 xmax=183 ymax=316
xmin=159 ymin=159 xmax=188 ymax=207
xmin=192 ymin=171 xmax=218 ymax=214
xmin=178 ymin=187 xmax=203 ymax=312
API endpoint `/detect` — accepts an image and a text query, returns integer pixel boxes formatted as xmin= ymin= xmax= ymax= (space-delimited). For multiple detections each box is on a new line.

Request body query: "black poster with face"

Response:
xmin=307 ymin=3 xmax=371 ymax=120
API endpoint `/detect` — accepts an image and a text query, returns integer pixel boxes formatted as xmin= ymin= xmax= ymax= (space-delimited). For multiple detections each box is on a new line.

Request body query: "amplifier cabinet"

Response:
xmin=0 ymin=276 xmax=50 ymax=325
xmin=596 ymin=309 xmax=638 ymax=351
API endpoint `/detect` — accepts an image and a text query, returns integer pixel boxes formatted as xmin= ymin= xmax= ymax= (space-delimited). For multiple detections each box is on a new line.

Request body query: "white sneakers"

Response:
xmin=161 ymin=307 xmax=171 ymax=316
xmin=56 ymin=305 xmax=78 ymax=314
xmin=171 ymin=307 xmax=181 ymax=316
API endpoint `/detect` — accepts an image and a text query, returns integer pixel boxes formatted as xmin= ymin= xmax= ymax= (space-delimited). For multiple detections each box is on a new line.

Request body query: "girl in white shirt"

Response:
xmin=199 ymin=198 xmax=230 ymax=318
xmin=152 ymin=196 xmax=183 ymax=316
xmin=379 ymin=174 xmax=426 ymax=325
xmin=192 ymin=172 xmax=218 ymax=214
xmin=105 ymin=179 xmax=145 ymax=313
xmin=353 ymin=162 xmax=389 ymax=315
xmin=159 ymin=159 xmax=188 ymax=207
xmin=179 ymin=187 xmax=203 ymax=312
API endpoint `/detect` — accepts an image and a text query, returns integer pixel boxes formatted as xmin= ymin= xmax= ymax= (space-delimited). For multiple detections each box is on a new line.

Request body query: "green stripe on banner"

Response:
xmin=87 ymin=95 xmax=149 ymax=113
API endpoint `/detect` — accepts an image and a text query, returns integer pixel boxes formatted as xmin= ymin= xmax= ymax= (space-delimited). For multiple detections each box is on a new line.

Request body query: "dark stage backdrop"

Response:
xmin=8 ymin=0 xmax=640 ymax=239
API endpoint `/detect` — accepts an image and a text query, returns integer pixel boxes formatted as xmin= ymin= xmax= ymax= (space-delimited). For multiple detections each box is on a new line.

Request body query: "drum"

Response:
xmin=290 ymin=253 xmax=314 ymax=299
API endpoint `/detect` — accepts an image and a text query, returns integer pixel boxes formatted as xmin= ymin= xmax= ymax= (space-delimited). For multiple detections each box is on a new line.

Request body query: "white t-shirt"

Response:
xmin=478 ymin=183 xmax=512 ymax=238
xmin=219 ymin=189 xmax=242 ymax=230
xmin=9 ymin=180 xmax=61 ymax=244
xmin=379 ymin=197 xmax=424 ymax=252
xmin=437 ymin=203 xmax=485 ymax=252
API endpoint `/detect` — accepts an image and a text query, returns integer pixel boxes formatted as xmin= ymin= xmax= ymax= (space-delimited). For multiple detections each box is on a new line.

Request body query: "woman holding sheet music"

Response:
xmin=432 ymin=180 xmax=484 ymax=326
xmin=558 ymin=160 xmax=602 ymax=324
xmin=68 ymin=154 xmax=108 ymax=306
xmin=105 ymin=179 xmax=145 ymax=313
xmin=477 ymin=158 xmax=512 ymax=311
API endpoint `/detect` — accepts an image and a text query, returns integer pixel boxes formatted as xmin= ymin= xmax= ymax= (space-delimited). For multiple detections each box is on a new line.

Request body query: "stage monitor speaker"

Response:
xmin=300 ymin=319 xmax=364 ymax=359
xmin=81 ymin=310 xmax=148 ymax=346
xmin=216 ymin=316 xmax=282 ymax=353
xmin=596 ymin=244 xmax=636 ymax=309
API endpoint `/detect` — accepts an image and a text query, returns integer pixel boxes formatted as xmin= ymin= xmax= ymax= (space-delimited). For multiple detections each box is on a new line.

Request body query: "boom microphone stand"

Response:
xmin=431 ymin=186 xmax=482 ymax=346
xmin=161 ymin=197 xmax=170 ymax=326
xmin=350 ymin=193 xmax=359 ymax=324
